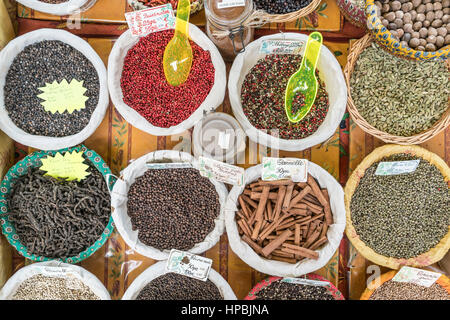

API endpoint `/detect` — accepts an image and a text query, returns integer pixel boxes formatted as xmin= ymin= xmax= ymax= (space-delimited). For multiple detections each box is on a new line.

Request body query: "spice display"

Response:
xmin=236 ymin=175 xmax=333 ymax=263
xmin=369 ymin=280 xmax=450 ymax=300
xmin=375 ymin=0 xmax=450 ymax=51
xmin=121 ymin=30 xmax=214 ymax=128
xmin=135 ymin=273 xmax=223 ymax=300
xmin=4 ymin=40 xmax=99 ymax=137
xmin=350 ymin=154 xmax=450 ymax=259
xmin=350 ymin=42 xmax=449 ymax=137
xmin=5 ymin=160 xmax=111 ymax=259
xmin=253 ymin=280 xmax=335 ymax=300
xmin=127 ymin=168 xmax=220 ymax=251
xmin=204 ymin=0 xmax=254 ymax=61
xmin=241 ymin=54 xmax=329 ymax=140
xmin=254 ymin=0 xmax=313 ymax=14
xmin=11 ymin=274 xmax=100 ymax=300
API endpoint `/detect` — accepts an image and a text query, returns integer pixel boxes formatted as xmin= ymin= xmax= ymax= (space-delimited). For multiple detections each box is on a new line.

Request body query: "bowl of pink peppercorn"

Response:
xmin=108 ymin=25 xmax=226 ymax=136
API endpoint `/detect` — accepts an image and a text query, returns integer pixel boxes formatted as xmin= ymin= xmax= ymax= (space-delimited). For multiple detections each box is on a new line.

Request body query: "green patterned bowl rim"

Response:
xmin=0 ymin=144 xmax=116 ymax=264
xmin=365 ymin=0 xmax=450 ymax=60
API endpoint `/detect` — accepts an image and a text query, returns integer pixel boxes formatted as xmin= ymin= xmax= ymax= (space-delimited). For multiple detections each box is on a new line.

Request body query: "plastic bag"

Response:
xmin=111 ymin=150 xmax=228 ymax=260
xmin=0 ymin=261 xmax=111 ymax=300
xmin=107 ymin=24 xmax=227 ymax=137
xmin=15 ymin=0 xmax=93 ymax=16
xmin=225 ymin=162 xmax=346 ymax=277
xmin=122 ymin=260 xmax=237 ymax=300
xmin=228 ymin=32 xmax=347 ymax=151
xmin=0 ymin=28 xmax=109 ymax=151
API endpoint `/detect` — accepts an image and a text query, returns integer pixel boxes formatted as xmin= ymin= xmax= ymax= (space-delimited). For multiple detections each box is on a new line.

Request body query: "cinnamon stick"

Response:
xmin=321 ymin=189 xmax=333 ymax=225
xmin=281 ymin=243 xmax=319 ymax=260
xmin=272 ymin=186 xmax=286 ymax=223
xmin=261 ymin=229 xmax=292 ymax=257
xmin=255 ymin=186 xmax=270 ymax=222
xmin=259 ymin=179 xmax=293 ymax=186
xmin=287 ymin=185 xmax=311 ymax=210
xmin=242 ymin=234 xmax=263 ymax=255
xmin=282 ymin=184 xmax=295 ymax=209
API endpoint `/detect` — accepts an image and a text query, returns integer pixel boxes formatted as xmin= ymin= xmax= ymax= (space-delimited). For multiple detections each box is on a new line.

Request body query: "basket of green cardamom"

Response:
xmin=344 ymin=34 xmax=450 ymax=145
xmin=344 ymin=144 xmax=450 ymax=270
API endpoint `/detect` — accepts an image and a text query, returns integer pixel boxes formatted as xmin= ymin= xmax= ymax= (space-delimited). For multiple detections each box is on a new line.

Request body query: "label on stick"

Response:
xmin=125 ymin=4 xmax=175 ymax=37
xmin=166 ymin=249 xmax=212 ymax=282
xmin=260 ymin=40 xmax=305 ymax=55
xmin=198 ymin=156 xmax=245 ymax=186
xmin=262 ymin=157 xmax=308 ymax=182
xmin=375 ymin=160 xmax=420 ymax=176
xmin=392 ymin=266 xmax=442 ymax=288
xmin=281 ymin=278 xmax=330 ymax=286
xmin=217 ymin=0 xmax=246 ymax=9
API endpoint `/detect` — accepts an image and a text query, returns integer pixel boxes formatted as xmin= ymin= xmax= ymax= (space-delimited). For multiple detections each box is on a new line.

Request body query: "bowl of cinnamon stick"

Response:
xmin=225 ymin=161 xmax=346 ymax=277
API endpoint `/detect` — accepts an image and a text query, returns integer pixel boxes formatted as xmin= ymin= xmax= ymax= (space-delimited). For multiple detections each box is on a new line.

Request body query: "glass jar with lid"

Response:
xmin=204 ymin=0 xmax=255 ymax=62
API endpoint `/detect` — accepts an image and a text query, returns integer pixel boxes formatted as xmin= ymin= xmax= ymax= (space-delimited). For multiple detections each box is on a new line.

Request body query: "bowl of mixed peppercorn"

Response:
xmin=228 ymin=33 xmax=347 ymax=152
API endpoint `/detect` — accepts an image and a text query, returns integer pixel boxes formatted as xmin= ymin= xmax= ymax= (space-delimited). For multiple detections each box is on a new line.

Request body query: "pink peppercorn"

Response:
xmin=121 ymin=30 xmax=215 ymax=128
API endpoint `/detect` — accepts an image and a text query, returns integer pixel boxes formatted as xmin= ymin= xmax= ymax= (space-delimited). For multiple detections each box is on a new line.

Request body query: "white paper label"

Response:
xmin=260 ymin=40 xmax=305 ymax=55
xmin=262 ymin=157 xmax=308 ymax=182
xmin=217 ymin=131 xmax=231 ymax=150
xmin=281 ymin=278 xmax=330 ymax=286
xmin=40 ymin=266 xmax=70 ymax=278
xmin=217 ymin=0 xmax=246 ymax=9
xmin=392 ymin=266 xmax=442 ymax=288
xmin=125 ymin=4 xmax=175 ymax=37
xmin=166 ymin=249 xmax=212 ymax=281
xmin=198 ymin=156 xmax=245 ymax=186
xmin=375 ymin=160 xmax=420 ymax=176
xmin=146 ymin=162 xmax=192 ymax=170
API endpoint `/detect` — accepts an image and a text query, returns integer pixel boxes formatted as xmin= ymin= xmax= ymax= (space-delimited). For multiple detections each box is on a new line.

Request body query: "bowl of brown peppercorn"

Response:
xmin=15 ymin=0 xmax=96 ymax=16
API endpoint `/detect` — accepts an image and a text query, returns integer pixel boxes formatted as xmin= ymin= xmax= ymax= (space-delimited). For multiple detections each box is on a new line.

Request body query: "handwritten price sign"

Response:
xmin=125 ymin=4 xmax=176 ymax=37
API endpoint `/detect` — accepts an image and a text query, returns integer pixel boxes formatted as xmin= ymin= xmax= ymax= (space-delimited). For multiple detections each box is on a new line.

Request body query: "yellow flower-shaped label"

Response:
xmin=37 ymin=79 xmax=88 ymax=114
xmin=40 ymin=151 xmax=91 ymax=182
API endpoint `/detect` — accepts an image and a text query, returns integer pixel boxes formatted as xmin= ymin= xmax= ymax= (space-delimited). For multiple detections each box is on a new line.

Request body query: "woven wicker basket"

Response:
xmin=127 ymin=0 xmax=204 ymax=15
xmin=336 ymin=0 xmax=366 ymax=28
xmin=360 ymin=270 xmax=450 ymax=300
xmin=259 ymin=0 xmax=321 ymax=23
xmin=344 ymin=34 xmax=450 ymax=145
xmin=345 ymin=144 xmax=450 ymax=270
xmin=365 ymin=0 xmax=450 ymax=60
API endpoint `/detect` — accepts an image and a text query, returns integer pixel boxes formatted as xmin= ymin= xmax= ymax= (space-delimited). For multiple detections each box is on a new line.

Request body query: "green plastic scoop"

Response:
xmin=284 ymin=31 xmax=323 ymax=123
xmin=163 ymin=0 xmax=192 ymax=87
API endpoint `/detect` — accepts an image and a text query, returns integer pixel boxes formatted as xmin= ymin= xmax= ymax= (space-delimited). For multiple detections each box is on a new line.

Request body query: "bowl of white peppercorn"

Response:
xmin=367 ymin=0 xmax=449 ymax=60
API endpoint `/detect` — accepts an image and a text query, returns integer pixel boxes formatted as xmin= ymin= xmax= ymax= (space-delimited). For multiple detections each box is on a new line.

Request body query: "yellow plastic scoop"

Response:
xmin=285 ymin=32 xmax=323 ymax=123
xmin=163 ymin=0 xmax=192 ymax=87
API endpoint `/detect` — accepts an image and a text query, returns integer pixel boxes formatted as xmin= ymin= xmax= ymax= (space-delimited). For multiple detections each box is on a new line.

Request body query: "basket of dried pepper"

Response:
xmin=344 ymin=34 xmax=450 ymax=145
xmin=345 ymin=144 xmax=450 ymax=270
xmin=253 ymin=0 xmax=322 ymax=24
xmin=360 ymin=270 xmax=450 ymax=300
xmin=0 ymin=145 xmax=116 ymax=264
xmin=127 ymin=0 xmax=204 ymax=14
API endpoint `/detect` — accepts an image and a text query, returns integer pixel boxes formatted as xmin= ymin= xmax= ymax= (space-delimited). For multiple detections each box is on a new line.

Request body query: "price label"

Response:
xmin=125 ymin=4 xmax=175 ymax=37
xmin=166 ymin=249 xmax=212 ymax=281
xmin=392 ymin=266 xmax=442 ymax=288
xmin=262 ymin=157 xmax=308 ymax=182
xmin=375 ymin=160 xmax=420 ymax=176
xmin=146 ymin=162 xmax=192 ymax=170
xmin=260 ymin=40 xmax=305 ymax=55
xmin=281 ymin=278 xmax=330 ymax=286
xmin=37 ymin=79 xmax=88 ymax=114
xmin=40 ymin=151 xmax=90 ymax=182
xmin=198 ymin=156 xmax=245 ymax=186
xmin=217 ymin=0 xmax=246 ymax=9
